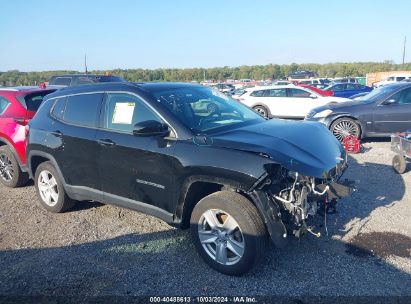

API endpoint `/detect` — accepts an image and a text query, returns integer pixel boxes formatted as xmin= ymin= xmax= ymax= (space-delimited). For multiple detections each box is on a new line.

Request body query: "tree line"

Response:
xmin=1 ymin=61 xmax=410 ymax=86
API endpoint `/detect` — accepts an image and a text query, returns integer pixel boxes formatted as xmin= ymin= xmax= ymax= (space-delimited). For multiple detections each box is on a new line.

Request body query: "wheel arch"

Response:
xmin=27 ymin=151 xmax=67 ymax=185
xmin=251 ymin=103 xmax=271 ymax=117
xmin=0 ymin=137 xmax=26 ymax=171
xmin=329 ymin=115 xmax=365 ymax=139
xmin=177 ymin=176 xmax=258 ymax=229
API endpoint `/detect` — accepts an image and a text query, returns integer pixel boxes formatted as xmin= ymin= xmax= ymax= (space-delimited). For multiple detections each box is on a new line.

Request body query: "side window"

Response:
xmin=104 ymin=93 xmax=162 ymax=133
xmin=63 ymin=93 xmax=103 ymax=127
xmin=346 ymin=84 xmax=357 ymax=90
xmin=250 ymin=90 xmax=265 ymax=97
xmin=51 ymin=97 xmax=67 ymax=119
xmin=267 ymin=89 xmax=286 ymax=97
xmin=0 ymin=96 xmax=10 ymax=115
xmin=393 ymin=88 xmax=411 ymax=104
xmin=397 ymin=77 xmax=405 ymax=81
xmin=333 ymin=84 xmax=344 ymax=91
xmin=289 ymin=88 xmax=311 ymax=98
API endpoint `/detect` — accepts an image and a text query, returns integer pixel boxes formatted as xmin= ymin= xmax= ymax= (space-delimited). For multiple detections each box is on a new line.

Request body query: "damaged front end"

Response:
xmin=249 ymin=156 xmax=355 ymax=243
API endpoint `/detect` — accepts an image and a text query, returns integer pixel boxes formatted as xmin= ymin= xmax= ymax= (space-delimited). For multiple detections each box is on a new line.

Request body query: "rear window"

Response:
xmin=0 ymin=96 xmax=10 ymax=115
xmin=62 ymin=93 xmax=103 ymax=127
xmin=51 ymin=77 xmax=72 ymax=86
xmin=95 ymin=76 xmax=125 ymax=83
xmin=16 ymin=90 xmax=56 ymax=112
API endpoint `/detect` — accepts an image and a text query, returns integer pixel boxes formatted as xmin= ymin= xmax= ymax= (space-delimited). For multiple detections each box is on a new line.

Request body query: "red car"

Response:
xmin=0 ymin=86 xmax=56 ymax=187
xmin=297 ymin=84 xmax=334 ymax=96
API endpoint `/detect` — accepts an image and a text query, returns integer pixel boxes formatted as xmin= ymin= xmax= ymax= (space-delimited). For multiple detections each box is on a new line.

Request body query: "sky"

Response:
xmin=0 ymin=0 xmax=410 ymax=72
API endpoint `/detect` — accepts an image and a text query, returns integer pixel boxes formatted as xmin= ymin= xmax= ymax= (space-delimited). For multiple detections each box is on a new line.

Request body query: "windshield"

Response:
xmin=359 ymin=85 xmax=400 ymax=104
xmin=152 ymin=86 xmax=265 ymax=134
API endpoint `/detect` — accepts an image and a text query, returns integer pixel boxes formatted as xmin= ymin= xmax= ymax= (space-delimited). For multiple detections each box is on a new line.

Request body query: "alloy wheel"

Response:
xmin=254 ymin=106 xmax=267 ymax=118
xmin=38 ymin=170 xmax=59 ymax=207
xmin=332 ymin=120 xmax=359 ymax=141
xmin=198 ymin=209 xmax=245 ymax=266
xmin=0 ymin=153 xmax=14 ymax=182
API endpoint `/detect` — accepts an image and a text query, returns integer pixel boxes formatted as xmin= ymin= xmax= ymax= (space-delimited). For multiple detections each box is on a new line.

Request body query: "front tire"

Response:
xmin=0 ymin=146 xmax=29 ymax=188
xmin=330 ymin=117 xmax=361 ymax=141
xmin=190 ymin=191 xmax=267 ymax=276
xmin=253 ymin=105 xmax=269 ymax=118
xmin=34 ymin=161 xmax=75 ymax=213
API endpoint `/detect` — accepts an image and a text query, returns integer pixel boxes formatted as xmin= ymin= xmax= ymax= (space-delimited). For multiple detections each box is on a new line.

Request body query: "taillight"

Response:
xmin=14 ymin=118 xmax=30 ymax=126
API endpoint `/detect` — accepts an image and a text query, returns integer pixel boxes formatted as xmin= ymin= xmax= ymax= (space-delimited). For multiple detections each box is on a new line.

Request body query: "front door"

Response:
xmin=96 ymin=92 xmax=179 ymax=213
xmin=373 ymin=87 xmax=411 ymax=134
xmin=286 ymin=88 xmax=316 ymax=118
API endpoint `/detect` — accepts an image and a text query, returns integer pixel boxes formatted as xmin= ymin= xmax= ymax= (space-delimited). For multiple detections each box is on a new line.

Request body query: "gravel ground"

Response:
xmin=0 ymin=140 xmax=410 ymax=298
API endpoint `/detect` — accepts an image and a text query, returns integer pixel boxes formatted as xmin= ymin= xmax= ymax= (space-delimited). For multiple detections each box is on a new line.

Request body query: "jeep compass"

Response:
xmin=27 ymin=82 xmax=351 ymax=275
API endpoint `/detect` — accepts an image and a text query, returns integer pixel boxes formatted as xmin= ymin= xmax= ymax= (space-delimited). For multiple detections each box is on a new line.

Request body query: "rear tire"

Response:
xmin=392 ymin=154 xmax=407 ymax=174
xmin=0 ymin=146 xmax=29 ymax=188
xmin=34 ymin=161 xmax=75 ymax=213
xmin=190 ymin=191 xmax=267 ymax=276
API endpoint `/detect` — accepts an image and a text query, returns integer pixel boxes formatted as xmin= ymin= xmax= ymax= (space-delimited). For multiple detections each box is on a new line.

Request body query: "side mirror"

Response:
xmin=133 ymin=120 xmax=170 ymax=137
xmin=309 ymin=93 xmax=318 ymax=99
xmin=383 ymin=99 xmax=397 ymax=105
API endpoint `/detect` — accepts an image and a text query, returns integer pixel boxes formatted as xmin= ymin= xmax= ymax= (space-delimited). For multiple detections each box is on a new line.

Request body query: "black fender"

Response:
xmin=27 ymin=150 xmax=67 ymax=184
xmin=175 ymin=174 xmax=251 ymax=225
xmin=327 ymin=113 xmax=366 ymax=139
xmin=0 ymin=137 xmax=27 ymax=172
xmin=248 ymin=190 xmax=288 ymax=248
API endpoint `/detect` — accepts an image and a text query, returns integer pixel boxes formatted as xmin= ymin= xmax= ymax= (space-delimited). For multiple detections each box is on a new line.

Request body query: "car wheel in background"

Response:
xmin=190 ymin=191 xmax=267 ymax=276
xmin=252 ymin=105 xmax=269 ymax=118
xmin=34 ymin=161 xmax=75 ymax=213
xmin=0 ymin=146 xmax=29 ymax=188
xmin=392 ymin=154 xmax=407 ymax=174
xmin=330 ymin=118 xmax=361 ymax=141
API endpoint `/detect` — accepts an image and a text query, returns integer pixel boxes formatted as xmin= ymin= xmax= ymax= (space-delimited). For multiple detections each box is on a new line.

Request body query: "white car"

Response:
xmin=238 ymin=85 xmax=350 ymax=118
xmin=373 ymin=75 xmax=411 ymax=88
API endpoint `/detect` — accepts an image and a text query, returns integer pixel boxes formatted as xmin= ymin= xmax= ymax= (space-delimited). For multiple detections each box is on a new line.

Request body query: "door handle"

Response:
xmin=97 ymin=139 xmax=115 ymax=146
xmin=50 ymin=130 xmax=63 ymax=138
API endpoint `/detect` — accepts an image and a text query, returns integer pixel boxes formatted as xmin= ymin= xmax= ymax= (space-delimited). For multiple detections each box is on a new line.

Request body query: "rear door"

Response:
xmin=95 ymin=92 xmax=178 ymax=213
xmin=373 ymin=87 xmax=411 ymax=134
xmin=330 ymin=84 xmax=346 ymax=97
xmin=50 ymin=93 xmax=103 ymax=189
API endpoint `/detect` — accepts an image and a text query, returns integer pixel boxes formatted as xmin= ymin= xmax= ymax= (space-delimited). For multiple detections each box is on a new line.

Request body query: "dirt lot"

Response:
xmin=0 ymin=140 xmax=410 ymax=297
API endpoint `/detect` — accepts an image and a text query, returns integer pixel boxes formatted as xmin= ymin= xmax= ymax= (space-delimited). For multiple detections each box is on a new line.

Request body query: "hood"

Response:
xmin=321 ymin=96 xmax=351 ymax=103
xmin=210 ymin=119 xmax=345 ymax=178
xmin=311 ymin=100 xmax=365 ymax=113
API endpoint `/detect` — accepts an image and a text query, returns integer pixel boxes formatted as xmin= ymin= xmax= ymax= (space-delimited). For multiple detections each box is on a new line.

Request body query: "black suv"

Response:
xmin=48 ymin=74 xmax=125 ymax=86
xmin=27 ymin=82 xmax=351 ymax=275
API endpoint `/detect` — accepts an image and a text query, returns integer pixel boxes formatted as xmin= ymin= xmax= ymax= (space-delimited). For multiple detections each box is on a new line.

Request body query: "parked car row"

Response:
xmin=305 ymin=82 xmax=411 ymax=140
xmin=0 ymin=81 xmax=353 ymax=276
xmin=235 ymin=85 xmax=350 ymax=118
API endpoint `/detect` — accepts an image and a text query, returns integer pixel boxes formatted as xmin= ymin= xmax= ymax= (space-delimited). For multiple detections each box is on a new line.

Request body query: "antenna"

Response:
xmin=84 ymin=53 xmax=88 ymax=74
xmin=402 ymin=36 xmax=406 ymax=69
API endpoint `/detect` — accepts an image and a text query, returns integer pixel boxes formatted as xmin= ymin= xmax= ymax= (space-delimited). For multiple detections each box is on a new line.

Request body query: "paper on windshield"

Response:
xmin=112 ymin=102 xmax=135 ymax=124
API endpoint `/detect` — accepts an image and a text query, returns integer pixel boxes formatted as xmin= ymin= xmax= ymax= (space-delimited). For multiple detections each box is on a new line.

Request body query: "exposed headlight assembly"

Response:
xmin=313 ymin=109 xmax=333 ymax=118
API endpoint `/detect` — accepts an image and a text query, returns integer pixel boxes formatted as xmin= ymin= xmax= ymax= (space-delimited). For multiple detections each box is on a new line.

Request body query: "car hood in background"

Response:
xmin=210 ymin=119 xmax=345 ymax=178
xmin=320 ymin=96 xmax=351 ymax=103
xmin=311 ymin=100 xmax=365 ymax=113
